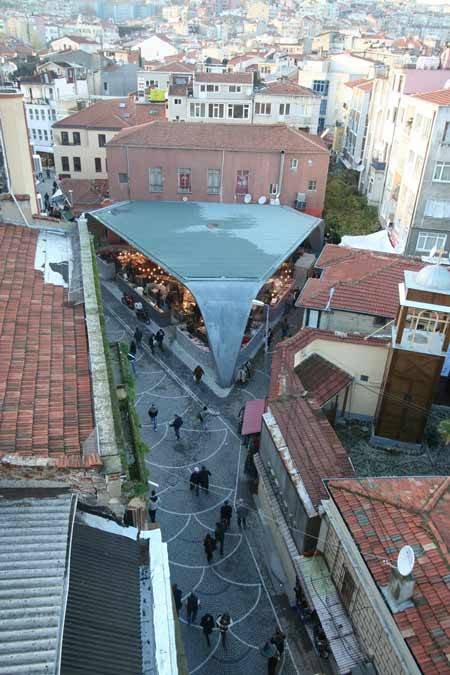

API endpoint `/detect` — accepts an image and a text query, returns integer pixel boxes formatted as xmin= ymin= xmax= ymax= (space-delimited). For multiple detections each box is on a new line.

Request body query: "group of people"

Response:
xmin=172 ymin=585 xmax=234 ymax=649
xmin=261 ymin=629 xmax=287 ymax=674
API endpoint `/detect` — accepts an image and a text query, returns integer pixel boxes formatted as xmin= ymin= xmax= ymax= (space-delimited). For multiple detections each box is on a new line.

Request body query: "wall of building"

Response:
xmin=294 ymin=338 xmax=389 ymax=418
xmin=107 ymin=145 xmax=329 ymax=215
xmin=253 ymin=93 xmax=320 ymax=133
xmin=88 ymin=64 xmax=138 ymax=97
xmin=310 ymin=308 xmax=391 ymax=335
xmin=54 ymin=127 xmax=118 ymax=179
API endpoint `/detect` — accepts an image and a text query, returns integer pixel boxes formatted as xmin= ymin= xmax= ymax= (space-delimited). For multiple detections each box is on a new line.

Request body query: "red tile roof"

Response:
xmin=148 ymin=60 xmax=194 ymax=73
xmin=108 ymin=120 xmax=330 ymax=154
xmin=268 ymin=328 xmax=355 ymax=507
xmin=411 ymin=89 xmax=450 ymax=106
xmin=0 ymin=224 xmax=96 ymax=463
xmin=194 ymin=71 xmax=254 ymax=84
xmin=53 ymin=97 xmax=143 ymax=130
xmin=295 ymin=353 xmax=352 ymax=406
xmin=259 ymin=80 xmax=317 ymax=97
xmin=328 ymin=477 xmax=450 ymax=675
xmin=344 ymin=78 xmax=374 ymax=92
xmin=299 ymin=244 xmax=423 ymax=318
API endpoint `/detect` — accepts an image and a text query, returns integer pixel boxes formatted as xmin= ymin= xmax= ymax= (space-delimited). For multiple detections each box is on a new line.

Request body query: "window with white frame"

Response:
xmin=38 ymin=129 xmax=42 ymax=140
xmin=229 ymin=85 xmax=241 ymax=93
xmin=149 ymin=167 xmax=164 ymax=193
xmin=235 ymin=169 xmax=249 ymax=194
xmin=206 ymin=84 xmax=219 ymax=92
xmin=208 ymin=103 xmax=224 ymax=118
xmin=227 ymin=103 xmax=249 ymax=119
xmin=279 ymin=103 xmax=291 ymax=116
xmin=308 ymin=180 xmax=317 ymax=191
xmin=442 ymin=122 xmax=450 ymax=144
xmin=51 ymin=109 xmax=56 ymax=120
xmin=207 ymin=168 xmax=221 ymax=194
xmin=433 ymin=162 xmax=450 ymax=182
xmin=31 ymin=128 xmax=37 ymax=139
xmin=255 ymin=102 xmax=271 ymax=115
xmin=40 ymin=110 xmax=45 ymax=120
xmin=290 ymin=158 xmax=298 ymax=171
xmin=29 ymin=108 xmax=34 ymax=119
xmin=190 ymin=102 xmax=206 ymax=118
xmin=416 ymin=231 xmax=447 ymax=253
xmin=43 ymin=130 xmax=48 ymax=140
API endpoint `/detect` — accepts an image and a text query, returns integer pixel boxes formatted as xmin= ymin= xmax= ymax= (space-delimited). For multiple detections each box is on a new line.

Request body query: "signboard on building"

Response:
xmin=149 ymin=88 xmax=166 ymax=102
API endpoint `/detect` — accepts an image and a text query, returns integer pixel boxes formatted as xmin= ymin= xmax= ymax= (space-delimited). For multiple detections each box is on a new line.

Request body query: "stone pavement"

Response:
xmin=103 ymin=287 xmax=329 ymax=675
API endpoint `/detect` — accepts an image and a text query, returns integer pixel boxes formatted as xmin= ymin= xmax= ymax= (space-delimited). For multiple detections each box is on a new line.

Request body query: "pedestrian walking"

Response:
xmin=190 ymin=467 xmax=201 ymax=496
xmin=155 ymin=328 xmax=165 ymax=351
xmin=216 ymin=613 xmax=232 ymax=649
xmin=133 ymin=326 xmax=143 ymax=348
xmin=52 ymin=180 xmax=57 ymax=194
xmin=128 ymin=340 xmax=137 ymax=375
xmin=199 ymin=465 xmax=211 ymax=493
xmin=193 ymin=364 xmax=205 ymax=383
xmin=261 ymin=641 xmax=280 ymax=675
xmin=281 ymin=317 xmax=289 ymax=339
xmin=197 ymin=405 xmax=219 ymax=431
xmin=186 ymin=592 xmax=200 ymax=624
xmin=214 ymin=521 xmax=225 ymax=556
xmin=172 ymin=584 xmax=183 ymax=616
xmin=220 ymin=500 xmax=233 ymax=530
xmin=203 ymin=533 xmax=216 ymax=564
xmin=148 ymin=332 xmax=156 ymax=354
xmin=148 ymin=490 xmax=159 ymax=523
xmin=200 ymin=613 xmax=215 ymax=647
xmin=236 ymin=498 xmax=249 ymax=529
xmin=271 ymin=628 xmax=286 ymax=656
xmin=147 ymin=403 xmax=158 ymax=431
xmin=169 ymin=414 xmax=183 ymax=441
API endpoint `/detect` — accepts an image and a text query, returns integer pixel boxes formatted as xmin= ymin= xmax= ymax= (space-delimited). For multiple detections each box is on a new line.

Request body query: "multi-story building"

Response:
xmin=254 ymin=80 xmax=320 ymax=133
xmin=53 ymin=96 xmax=165 ymax=180
xmin=340 ymin=78 xmax=373 ymax=169
xmin=137 ymin=61 xmax=195 ymax=98
xmin=106 ymin=121 xmax=329 ymax=216
xmin=298 ymin=53 xmax=383 ymax=133
xmin=50 ymin=34 xmax=100 ymax=55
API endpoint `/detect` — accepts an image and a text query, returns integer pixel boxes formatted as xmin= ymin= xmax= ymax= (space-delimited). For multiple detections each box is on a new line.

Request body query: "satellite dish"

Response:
xmin=397 ymin=545 xmax=415 ymax=576
xmin=258 ymin=195 xmax=267 ymax=205
xmin=244 ymin=193 xmax=252 ymax=204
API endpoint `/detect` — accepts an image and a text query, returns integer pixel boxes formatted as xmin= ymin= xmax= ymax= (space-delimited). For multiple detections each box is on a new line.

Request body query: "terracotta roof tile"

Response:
xmin=0 ymin=224 xmax=95 ymax=460
xmin=295 ymin=353 xmax=352 ymax=406
xmin=53 ymin=97 xmax=144 ymax=130
xmin=411 ymin=89 xmax=450 ymax=106
xmin=259 ymin=80 xmax=318 ymax=97
xmin=299 ymin=244 xmax=423 ymax=318
xmin=328 ymin=477 xmax=450 ymax=675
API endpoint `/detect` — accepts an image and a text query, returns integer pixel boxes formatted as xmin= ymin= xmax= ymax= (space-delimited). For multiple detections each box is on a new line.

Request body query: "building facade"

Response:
xmin=106 ymin=121 xmax=329 ymax=216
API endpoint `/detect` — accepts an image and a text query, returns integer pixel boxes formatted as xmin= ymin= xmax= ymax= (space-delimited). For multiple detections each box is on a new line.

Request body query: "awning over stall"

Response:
xmin=241 ymin=399 xmax=266 ymax=436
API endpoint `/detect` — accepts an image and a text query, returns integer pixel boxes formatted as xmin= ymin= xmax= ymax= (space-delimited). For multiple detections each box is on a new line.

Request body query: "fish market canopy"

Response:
xmin=88 ymin=201 xmax=322 ymax=386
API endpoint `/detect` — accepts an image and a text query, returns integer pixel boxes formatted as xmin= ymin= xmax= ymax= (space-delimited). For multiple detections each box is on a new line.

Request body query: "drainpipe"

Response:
xmin=276 ymin=150 xmax=285 ymax=199
xmin=220 ymin=149 xmax=225 ymax=203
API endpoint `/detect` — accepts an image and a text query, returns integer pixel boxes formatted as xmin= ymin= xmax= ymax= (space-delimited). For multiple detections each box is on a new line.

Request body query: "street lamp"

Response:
xmin=252 ymin=299 xmax=270 ymax=354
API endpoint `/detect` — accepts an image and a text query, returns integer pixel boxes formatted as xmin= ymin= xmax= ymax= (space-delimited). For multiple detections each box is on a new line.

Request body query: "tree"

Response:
xmin=324 ymin=171 xmax=379 ymax=243
xmin=438 ymin=418 xmax=450 ymax=445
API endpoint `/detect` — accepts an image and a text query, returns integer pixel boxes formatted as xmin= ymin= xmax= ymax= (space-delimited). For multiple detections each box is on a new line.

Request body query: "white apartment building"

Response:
xmin=340 ymin=79 xmax=373 ymax=170
xmin=137 ymin=61 xmax=195 ymax=97
xmin=253 ymin=80 xmax=320 ymax=133
xmin=298 ymin=53 xmax=383 ymax=133
xmin=376 ymin=89 xmax=450 ymax=255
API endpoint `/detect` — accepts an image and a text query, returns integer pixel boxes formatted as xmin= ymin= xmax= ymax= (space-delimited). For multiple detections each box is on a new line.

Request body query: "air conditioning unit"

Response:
xmin=295 ymin=192 xmax=306 ymax=211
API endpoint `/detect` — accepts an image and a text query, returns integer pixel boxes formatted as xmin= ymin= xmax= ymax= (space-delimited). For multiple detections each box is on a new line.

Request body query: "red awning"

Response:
xmin=241 ymin=399 xmax=266 ymax=436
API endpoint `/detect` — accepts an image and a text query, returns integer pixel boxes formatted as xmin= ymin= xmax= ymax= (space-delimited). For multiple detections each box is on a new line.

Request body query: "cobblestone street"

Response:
xmin=103 ymin=288 xmax=328 ymax=675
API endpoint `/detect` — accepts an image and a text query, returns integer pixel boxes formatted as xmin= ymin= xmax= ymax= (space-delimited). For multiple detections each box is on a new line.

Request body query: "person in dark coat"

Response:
xmin=281 ymin=317 xmax=289 ymax=338
xmin=148 ymin=490 xmax=159 ymax=523
xmin=193 ymin=364 xmax=205 ymax=383
xmin=148 ymin=403 xmax=158 ymax=431
xmin=214 ymin=521 xmax=225 ymax=555
xmin=186 ymin=592 xmax=200 ymax=624
xmin=133 ymin=326 xmax=143 ymax=348
xmin=200 ymin=613 xmax=215 ymax=647
xmin=148 ymin=332 xmax=156 ymax=354
xmin=169 ymin=414 xmax=183 ymax=440
xmin=190 ymin=467 xmax=201 ymax=496
xmin=155 ymin=328 xmax=165 ymax=351
xmin=220 ymin=500 xmax=233 ymax=530
xmin=172 ymin=584 xmax=183 ymax=616
xmin=203 ymin=533 xmax=216 ymax=564
xmin=128 ymin=340 xmax=137 ymax=375
xmin=271 ymin=628 xmax=286 ymax=656
xmin=236 ymin=498 xmax=249 ymax=529
xmin=261 ymin=641 xmax=280 ymax=674
xmin=216 ymin=613 xmax=232 ymax=649
xmin=199 ymin=465 xmax=211 ymax=493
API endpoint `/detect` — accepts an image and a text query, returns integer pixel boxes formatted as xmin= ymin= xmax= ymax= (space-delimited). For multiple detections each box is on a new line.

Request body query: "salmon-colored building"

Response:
xmin=106 ymin=121 xmax=329 ymax=216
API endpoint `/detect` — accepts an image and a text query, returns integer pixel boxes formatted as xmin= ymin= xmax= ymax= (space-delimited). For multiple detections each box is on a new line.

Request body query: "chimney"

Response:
xmin=381 ymin=567 xmax=415 ymax=613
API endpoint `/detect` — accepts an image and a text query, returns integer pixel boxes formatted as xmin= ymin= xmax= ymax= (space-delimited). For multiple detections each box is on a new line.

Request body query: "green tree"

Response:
xmin=324 ymin=171 xmax=379 ymax=243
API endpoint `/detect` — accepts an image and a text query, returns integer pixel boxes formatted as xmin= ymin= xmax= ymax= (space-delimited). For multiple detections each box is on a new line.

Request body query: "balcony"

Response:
xmin=394 ymin=326 xmax=446 ymax=355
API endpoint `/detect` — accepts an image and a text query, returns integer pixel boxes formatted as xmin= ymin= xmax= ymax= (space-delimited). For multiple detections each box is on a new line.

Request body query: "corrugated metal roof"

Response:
xmin=0 ymin=491 xmax=75 ymax=675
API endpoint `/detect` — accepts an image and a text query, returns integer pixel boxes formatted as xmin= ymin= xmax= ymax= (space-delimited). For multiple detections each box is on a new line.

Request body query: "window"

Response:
xmin=31 ymin=129 xmax=37 ymax=139
xmin=72 ymin=132 xmax=81 ymax=145
xmin=255 ymin=102 xmax=271 ymax=115
xmin=149 ymin=167 xmax=164 ymax=192
xmin=207 ymin=168 xmax=221 ymax=194
xmin=319 ymin=98 xmax=327 ymax=116
xmin=48 ymin=87 xmax=53 ymax=99
xmin=47 ymin=109 xmax=52 ymax=120
xmin=98 ymin=134 xmax=106 ymax=147
xmin=279 ymin=103 xmax=290 ymax=116
xmin=360 ymin=374 xmax=369 ymax=382
xmin=416 ymin=231 xmax=447 ymax=253
xmin=206 ymin=84 xmax=219 ymax=92
xmin=103 ymin=81 xmax=108 ymax=92
xmin=40 ymin=109 xmax=45 ymax=120
xmin=43 ymin=130 xmax=48 ymax=141
xmin=200 ymin=84 xmax=206 ymax=92
xmin=174 ymin=98 xmax=182 ymax=104
xmin=340 ymin=567 xmax=355 ymax=610
xmin=208 ymin=103 xmax=224 ymax=118
xmin=290 ymin=158 xmax=298 ymax=171
xmin=229 ymin=85 xmax=241 ymax=93
xmin=308 ymin=180 xmax=317 ymax=191
xmin=433 ymin=162 xmax=450 ymax=182
xmin=190 ymin=102 xmax=206 ymax=118
xmin=50 ymin=131 xmax=53 ymax=141
xmin=29 ymin=108 xmax=34 ymax=119
xmin=312 ymin=79 xmax=329 ymax=95
xmin=73 ymin=156 xmax=81 ymax=172
xmin=235 ymin=169 xmax=249 ymax=195
xmin=227 ymin=103 xmax=249 ymax=119
xmin=61 ymin=156 xmax=70 ymax=172
xmin=443 ymin=122 xmax=450 ymax=144
xmin=61 ymin=131 xmax=69 ymax=145
xmin=38 ymin=129 xmax=42 ymax=140
xmin=118 ymin=173 xmax=129 ymax=184
xmin=177 ymin=167 xmax=191 ymax=193
xmin=95 ymin=157 xmax=102 ymax=173
xmin=51 ymin=109 xmax=56 ymax=120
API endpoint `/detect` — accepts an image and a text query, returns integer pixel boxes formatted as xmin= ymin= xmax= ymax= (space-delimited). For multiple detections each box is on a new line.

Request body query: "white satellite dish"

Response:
xmin=244 ymin=193 xmax=252 ymax=204
xmin=258 ymin=195 xmax=267 ymax=205
xmin=397 ymin=545 xmax=415 ymax=576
